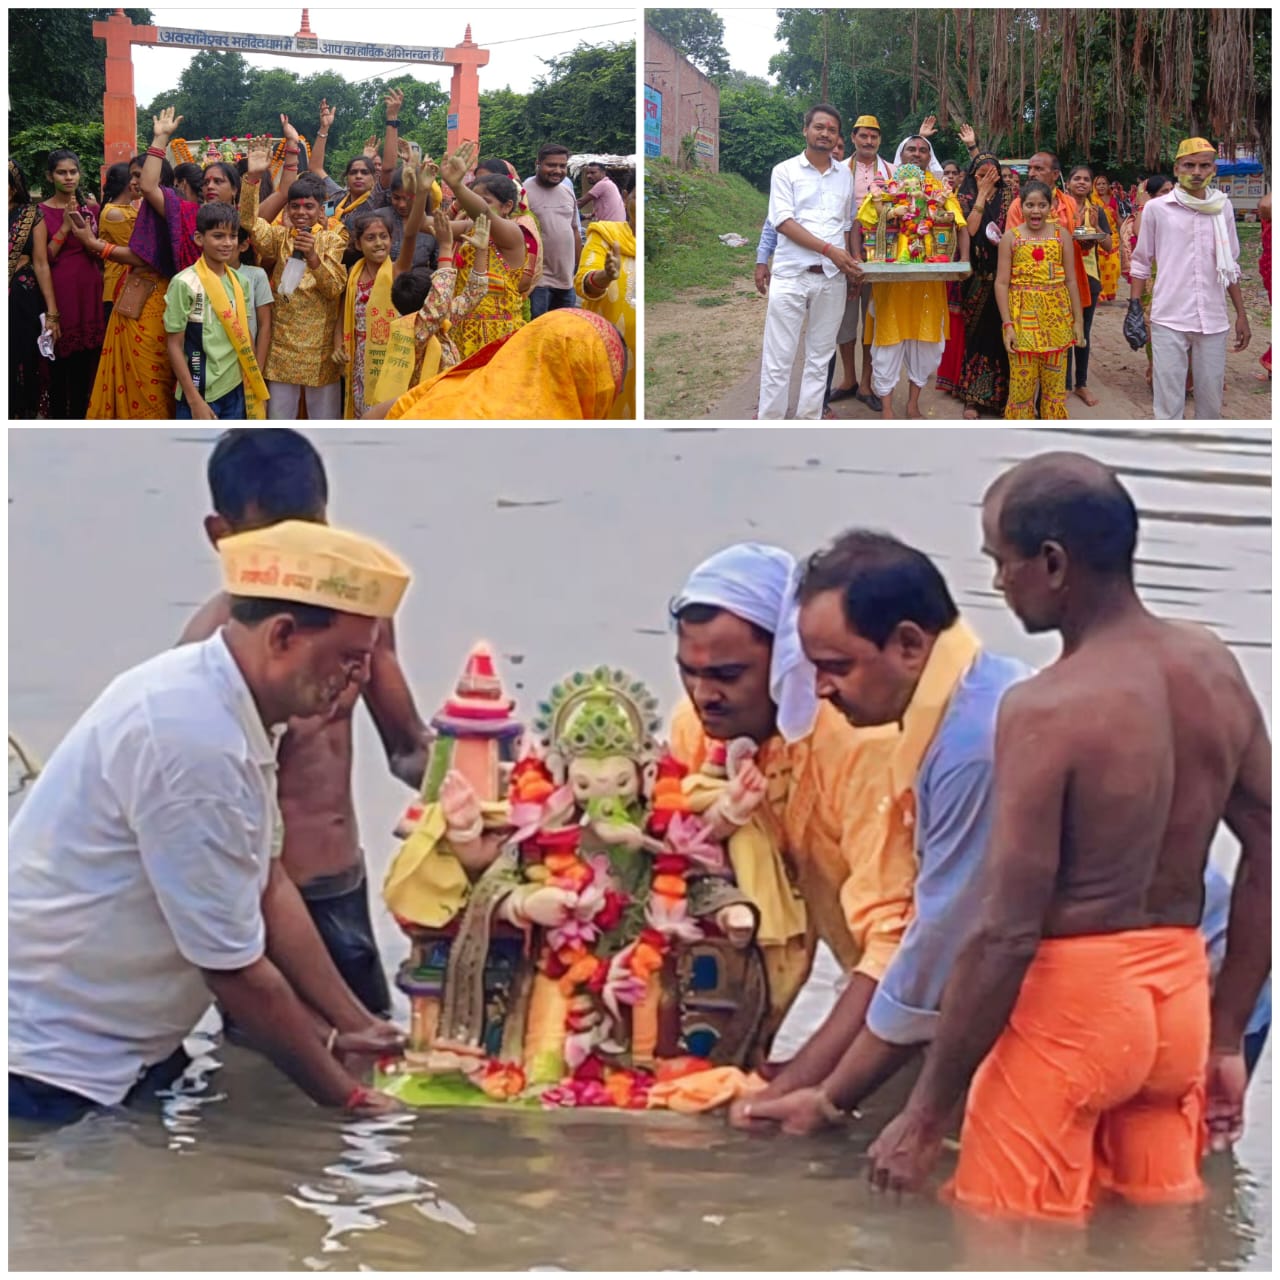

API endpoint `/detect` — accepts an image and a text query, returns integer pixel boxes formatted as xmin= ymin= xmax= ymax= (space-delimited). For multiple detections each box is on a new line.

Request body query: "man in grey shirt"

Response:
xmin=524 ymin=142 xmax=582 ymax=317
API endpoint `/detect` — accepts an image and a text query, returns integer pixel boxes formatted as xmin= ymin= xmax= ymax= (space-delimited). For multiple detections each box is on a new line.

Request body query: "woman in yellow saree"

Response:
xmin=574 ymin=188 xmax=635 ymax=419
xmin=373 ymin=309 xmax=625 ymax=420
xmin=1090 ymin=174 xmax=1122 ymax=302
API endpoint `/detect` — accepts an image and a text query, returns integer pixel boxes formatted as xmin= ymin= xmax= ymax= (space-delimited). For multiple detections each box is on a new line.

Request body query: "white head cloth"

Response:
xmin=670 ymin=542 xmax=818 ymax=744
xmin=893 ymin=135 xmax=946 ymax=183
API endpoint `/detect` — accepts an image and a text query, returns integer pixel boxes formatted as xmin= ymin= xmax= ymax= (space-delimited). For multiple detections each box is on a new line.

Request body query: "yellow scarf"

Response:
xmin=838 ymin=620 xmax=983 ymax=940
xmin=372 ymin=312 xmax=443 ymax=405
xmin=590 ymin=218 xmax=636 ymax=260
xmin=330 ymin=187 xmax=371 ymax=231
xmin=682 ymin=771 xmax=807 ymax=948
xmin=341 ymin=257 xmax=396 ymax=419
xmin=192 ymin=257 xmax=269 ymax=419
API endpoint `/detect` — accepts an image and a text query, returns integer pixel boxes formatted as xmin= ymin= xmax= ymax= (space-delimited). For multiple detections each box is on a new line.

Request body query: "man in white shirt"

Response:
xmin=9 ymin=521 xmax=411 ymax=1123
xmin=757 ymin=103 xmax=862 ymax=420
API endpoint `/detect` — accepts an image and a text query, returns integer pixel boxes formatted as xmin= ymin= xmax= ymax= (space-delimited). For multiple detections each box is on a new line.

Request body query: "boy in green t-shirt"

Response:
xmin=164 ymin=202 xmax=260 ymax=420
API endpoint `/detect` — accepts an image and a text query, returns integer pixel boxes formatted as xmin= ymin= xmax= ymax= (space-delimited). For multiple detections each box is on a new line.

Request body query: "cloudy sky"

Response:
xmin=132 ymin=7 xmax=636 ymax=101
xmin=717 ymin=8 xmax=785 ymax=83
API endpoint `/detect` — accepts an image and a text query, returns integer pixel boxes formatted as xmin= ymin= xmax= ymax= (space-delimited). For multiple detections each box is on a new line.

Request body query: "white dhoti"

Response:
xmin=869 ymin=338 xmax=946 ymax=398
xmin=758 ymin=269 xmax=847 ymax=419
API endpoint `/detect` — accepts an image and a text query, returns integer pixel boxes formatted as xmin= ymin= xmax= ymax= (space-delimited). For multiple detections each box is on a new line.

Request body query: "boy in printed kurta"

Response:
xmin=240 ymin=148 xmax=347 ymax=420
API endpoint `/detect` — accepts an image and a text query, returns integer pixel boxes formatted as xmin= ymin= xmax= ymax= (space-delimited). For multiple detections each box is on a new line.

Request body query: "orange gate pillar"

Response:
xmin=444 ymin=26 xmax=489 ymax=155
xmin=92 ymin=10 xmax=158 ymax=179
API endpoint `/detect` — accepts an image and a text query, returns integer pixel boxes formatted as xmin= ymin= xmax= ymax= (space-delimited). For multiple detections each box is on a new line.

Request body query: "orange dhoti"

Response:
xmin=948 ymin=926 xmax=1209 ymax=1224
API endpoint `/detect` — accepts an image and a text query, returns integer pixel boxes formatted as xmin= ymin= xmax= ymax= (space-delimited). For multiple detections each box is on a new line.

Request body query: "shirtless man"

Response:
xmin=868 ymin=452 xmax=1271 ymax=1222
xmin=181 ymin=430 xmax=431 ymax=1018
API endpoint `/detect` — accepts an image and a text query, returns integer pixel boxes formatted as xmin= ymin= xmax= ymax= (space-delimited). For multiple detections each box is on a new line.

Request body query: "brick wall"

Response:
xmin=643 ymin=25 xmax=719 ymax=173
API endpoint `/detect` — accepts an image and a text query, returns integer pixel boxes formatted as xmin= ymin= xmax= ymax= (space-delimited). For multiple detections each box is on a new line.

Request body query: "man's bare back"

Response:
xmin=180 ymin=595 xmax=427 ymax=885
xmin=1007 ymin=614 xmax=1265 ymax=940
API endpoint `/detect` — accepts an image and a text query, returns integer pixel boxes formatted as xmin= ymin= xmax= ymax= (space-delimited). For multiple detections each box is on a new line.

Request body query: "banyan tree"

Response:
xmin=771 ymin=8 xmax=1269 ymax=172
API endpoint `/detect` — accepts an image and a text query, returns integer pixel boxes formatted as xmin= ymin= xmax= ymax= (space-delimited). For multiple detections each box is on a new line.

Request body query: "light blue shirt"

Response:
xmin=1202 ymin=864 xmax=1271 ymax=1038
xmin=757 ymin=218 xmax=777 ymax=265
xmin=866 ymin=648 xmax=1031 ymax=1045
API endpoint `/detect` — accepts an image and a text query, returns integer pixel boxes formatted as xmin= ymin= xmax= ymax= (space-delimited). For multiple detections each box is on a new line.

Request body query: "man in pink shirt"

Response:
xmin=1126 ymin=137 xmax=1251 ymax=419
xmin=831 ymin=114 xmax=896 ymax=411
xmin=578 ymin=162 xmax=627 ymax=224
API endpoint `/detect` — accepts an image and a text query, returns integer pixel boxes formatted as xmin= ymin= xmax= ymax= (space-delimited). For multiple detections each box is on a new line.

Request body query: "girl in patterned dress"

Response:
xmin=995 ymin=180 xmax=1084 ymax=420
xmin=439 ymin=143 xmax=528 ymax=359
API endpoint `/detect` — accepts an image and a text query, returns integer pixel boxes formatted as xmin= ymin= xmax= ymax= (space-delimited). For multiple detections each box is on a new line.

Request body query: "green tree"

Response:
xmin=142 ymin=50 xmax=253 ymax=143
xmin=11 ymin=122 xmax=109 ymax=198
xmin=9 ymin=8 xmax=152 ymax=135
xmin=519 ymin=41 xmax=636 ymax=175
xmin=644 ymin=9 xmax=730 ymax=80
xmin=718 ymin=85 xmax=804 ymax=192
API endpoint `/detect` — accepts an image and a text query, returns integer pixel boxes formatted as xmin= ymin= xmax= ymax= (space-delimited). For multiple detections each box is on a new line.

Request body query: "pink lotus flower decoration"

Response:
xmin=601 ymin=946 xmax=650 ymax=1020
xmin=664 ymin=812 xmax=728 ymax=873
xmin=645 ymin=892 xmax=704 ymax=943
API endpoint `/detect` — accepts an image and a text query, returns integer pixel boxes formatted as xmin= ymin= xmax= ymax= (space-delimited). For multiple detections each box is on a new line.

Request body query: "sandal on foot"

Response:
xmin=828 ymin=385 xmax=859 ymax=403
xmin=855 ymin=390 xmax=883 ymax=412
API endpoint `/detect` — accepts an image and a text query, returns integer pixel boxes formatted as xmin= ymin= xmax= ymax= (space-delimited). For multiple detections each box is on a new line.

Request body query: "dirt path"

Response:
xmin=645 ymin=284 xmax=1273 ymax=422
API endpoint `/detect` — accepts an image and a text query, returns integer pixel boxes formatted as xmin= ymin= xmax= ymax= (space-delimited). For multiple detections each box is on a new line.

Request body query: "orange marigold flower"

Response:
xmin=652 ymin=873 xmax=687 ymax=899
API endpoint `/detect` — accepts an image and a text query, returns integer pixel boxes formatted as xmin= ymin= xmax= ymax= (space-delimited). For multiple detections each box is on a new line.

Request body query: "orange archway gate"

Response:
xmin=92 ymin=8 xmax=488 ymax=170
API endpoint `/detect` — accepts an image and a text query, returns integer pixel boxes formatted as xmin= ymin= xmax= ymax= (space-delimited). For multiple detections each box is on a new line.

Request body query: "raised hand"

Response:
xmin=432 ymin=206 xmax=453 ymax=257
xmin=384 ymin=86 xmax=405 ymax=116
xmin=246 ymin=134 xmax=273 ymax=176
xmin=152 ymin=106 xmax=183 ymax=142
xmin=418 ymin=154 xmax=439 ymax=188
xmin=319 ymin=97 xmax=336 ymax=132
xmin=363 ymin=134 xmax=379 ymax=159
xmin=440 ymin=140 xmax=478 ymax=192
xmin=958 ymin=122 xmax=977 ymax=148
xmin=462 ymin=213 xmax=490 ymax=252
xmin=918 ymin=114 xmax=938 ymax=139
xmin=279 ymin=113 xmax=300 ymax=144
xmin=397 ymin=138 xmax=412 ymax=165
xmin=975 ymin=165 xmax=998 ymax=203
xmin=602 ymin=241 xmax=622 ymax=283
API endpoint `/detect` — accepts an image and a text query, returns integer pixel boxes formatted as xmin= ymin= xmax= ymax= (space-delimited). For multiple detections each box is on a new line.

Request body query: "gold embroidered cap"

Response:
xmin=1175 ymin=137 xmax=1216 ymax=161
xmin=219 ymin=520 xmax=410 ymax=618
xmin=853 ymin=115 xmax=881 ymax=131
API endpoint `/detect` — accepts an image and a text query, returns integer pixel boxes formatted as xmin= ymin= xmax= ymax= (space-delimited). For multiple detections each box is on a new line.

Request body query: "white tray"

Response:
xmin=860 ymin=261 xmax=972 ymax=283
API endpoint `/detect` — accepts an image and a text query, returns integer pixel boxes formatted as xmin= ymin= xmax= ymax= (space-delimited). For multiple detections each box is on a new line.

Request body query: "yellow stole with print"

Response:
xmin=330 ymin=188 xmax=370 ymax=231
xmin=372 ymin=312 xmax=443 ymax=406
xmin=192 ymin=257 xmax=269 ymax=419
xmin=341 ymin=257 xmax=396 ymax=418
xmin=837 ymin=620 xmax=982 ymax=942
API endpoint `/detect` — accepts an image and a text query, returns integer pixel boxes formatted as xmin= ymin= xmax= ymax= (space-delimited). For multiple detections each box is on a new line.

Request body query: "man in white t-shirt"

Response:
xmin=524 ymin=143 xmax=583 ymax=318
xmin=9 ymin=521 xmax=411 ymax=1123
xmin=758 ymin=103 xmax=862 ymax=419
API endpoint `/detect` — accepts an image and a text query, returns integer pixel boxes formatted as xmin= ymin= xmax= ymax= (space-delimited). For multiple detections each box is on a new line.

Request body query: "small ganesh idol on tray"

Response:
xmin=858 ymin=162 xmax=971 ymax=282
xmin=379 ymin=652 xmax=774 ymax=1110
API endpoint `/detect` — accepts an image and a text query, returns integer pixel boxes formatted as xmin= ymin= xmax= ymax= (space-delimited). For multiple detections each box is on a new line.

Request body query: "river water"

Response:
xmin=8 ymin=426 xmax=1271 ymax=1271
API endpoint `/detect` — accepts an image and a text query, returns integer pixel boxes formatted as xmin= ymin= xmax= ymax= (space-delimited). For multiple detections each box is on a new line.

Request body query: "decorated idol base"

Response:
xmin=380 ymin=651 xmax=772 ymax=1114
xmin=860 ymin=261 xmax=972 ymax=283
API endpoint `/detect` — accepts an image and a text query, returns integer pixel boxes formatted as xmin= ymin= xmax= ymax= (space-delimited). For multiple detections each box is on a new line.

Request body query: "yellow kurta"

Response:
xmin=239 ymin=179 xmax=347 ymax=387
xmin=669 ymin=700 xmax=913 ymax=1040
xmin=857 ymin=183 xmax=964 ymax=346
xmin=574 ymin=220 xmax=635 ymax=420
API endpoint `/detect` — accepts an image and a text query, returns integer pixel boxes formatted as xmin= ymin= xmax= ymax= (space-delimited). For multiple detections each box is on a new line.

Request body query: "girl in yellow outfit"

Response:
xmin=440 ymin=142 xmax=528 ymax=359
xmin=574 ymin=189 xmax=636 ymax=418
xmin=996 ymin=180 xmax=1084 ymax=420
xmin=1090 ymin=174 xmax=1122 ymax=301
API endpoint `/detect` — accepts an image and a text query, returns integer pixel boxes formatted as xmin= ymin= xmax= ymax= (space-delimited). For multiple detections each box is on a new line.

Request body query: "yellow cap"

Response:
xmin=219 ymin=520 xmax=410 ymax=618
xmin=854 ymin=115 xmax=881 ymax=131
xmin=1175 ymin=137 xmax=1216 ymax=161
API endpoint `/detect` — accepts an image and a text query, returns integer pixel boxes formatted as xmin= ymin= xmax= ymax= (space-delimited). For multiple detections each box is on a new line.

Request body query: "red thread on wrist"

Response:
xmin=147 ymin=147 xmax=166 ymax=159
xmin=344 ymin=1085 xmax=370 ymax=1110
